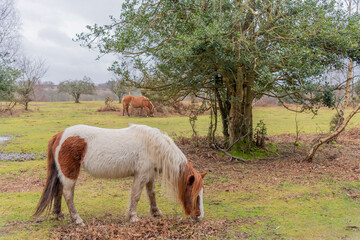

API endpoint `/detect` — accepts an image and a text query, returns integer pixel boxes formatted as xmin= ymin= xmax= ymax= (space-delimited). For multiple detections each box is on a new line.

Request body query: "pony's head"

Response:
xmin=178 ymin=161 xmax=207 ymax=220
xmin=147 ymin=101 xmax=155 ymax=117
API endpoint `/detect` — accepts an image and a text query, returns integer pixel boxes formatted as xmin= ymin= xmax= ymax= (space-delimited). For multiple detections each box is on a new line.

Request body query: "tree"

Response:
xmin=77 ymin=0 xmax=360 ymax=147
xmin=107 ymin=79 xmax=127 ymax=103
xmin=0 ymin=66 xmax=19 ymax=100
xmin=0 ymin=0 xmax=20 ymax=100
xmin=333 ymin=0 xmax=360 ymax=131
xmin=16 ymin=57 xmax=47 ymax=110
xmin=0 ymin=0 xmax=19 ymax=63
xmin=58 ymin=76 xmax=96 ymax=103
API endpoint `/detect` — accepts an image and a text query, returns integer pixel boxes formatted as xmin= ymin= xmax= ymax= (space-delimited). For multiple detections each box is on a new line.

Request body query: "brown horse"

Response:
xmin=122 ymin=95 xmax=155 ymax=117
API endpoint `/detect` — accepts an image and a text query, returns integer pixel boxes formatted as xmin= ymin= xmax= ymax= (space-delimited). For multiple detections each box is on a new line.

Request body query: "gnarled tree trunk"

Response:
xmin=227 ymin=67 xmax=255 ymax=146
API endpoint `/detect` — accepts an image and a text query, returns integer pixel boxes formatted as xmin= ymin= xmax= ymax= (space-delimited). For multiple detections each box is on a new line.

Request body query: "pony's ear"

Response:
xmin=187 ymin=175 xmax=195 ymax=186
xmin=200 ymin=172 xmax=207 ymax=179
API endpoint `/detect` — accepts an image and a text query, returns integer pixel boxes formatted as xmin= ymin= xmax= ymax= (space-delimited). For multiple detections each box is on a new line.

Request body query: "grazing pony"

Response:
xmin=33 ymin=124 xmax=206 ymax=225
xmin=122 ymin=95 xmax=155 ymax=117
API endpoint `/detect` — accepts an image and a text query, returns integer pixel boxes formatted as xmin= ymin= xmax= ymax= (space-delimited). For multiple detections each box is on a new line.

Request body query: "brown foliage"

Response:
xmin=52 ymin=216 xmax=235 ymax=239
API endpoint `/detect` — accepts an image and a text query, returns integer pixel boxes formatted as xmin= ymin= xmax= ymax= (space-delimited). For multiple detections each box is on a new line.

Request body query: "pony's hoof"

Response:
xmin=151 ymin=209 xmax=163 ymax=218
xmin=129 ymin=216 xmax=139 ymax=223
xmin=75 ymin=218 xmax=85 ymax=226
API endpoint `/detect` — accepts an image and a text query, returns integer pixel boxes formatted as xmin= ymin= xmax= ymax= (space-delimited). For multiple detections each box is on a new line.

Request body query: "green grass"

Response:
xmin=1 ymin=101 xmax=360 ymax=239
xmin=1 ymin=101 xmax=359 ymax=154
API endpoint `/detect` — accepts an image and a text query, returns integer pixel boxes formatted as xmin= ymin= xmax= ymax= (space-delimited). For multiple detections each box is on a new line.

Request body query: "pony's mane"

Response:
xmin=148 ymin=101 xmax=154 ymax=110
xmin=178 ymin=161 xmax=204 ymax=209
xmin=130 ymin=124 xmax=187 ymax=198
xmin=143 ymin=97 xmax=154 ymax=109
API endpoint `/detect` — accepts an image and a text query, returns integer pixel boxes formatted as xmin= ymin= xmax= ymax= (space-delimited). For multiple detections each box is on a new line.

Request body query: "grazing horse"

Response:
xmin=122 ymin=95 xmax=155 ymax=117
xmin=33 ymin=124 xmax=206 ymax=225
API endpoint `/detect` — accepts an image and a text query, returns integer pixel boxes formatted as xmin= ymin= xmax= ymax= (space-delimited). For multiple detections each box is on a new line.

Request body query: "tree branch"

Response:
xmin=304 ymin=102 xmax=360 ymax=162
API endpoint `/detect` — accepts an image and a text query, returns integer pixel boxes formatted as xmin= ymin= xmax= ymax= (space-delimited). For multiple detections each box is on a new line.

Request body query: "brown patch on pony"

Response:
xmin=58 ymin=136 xmax=87 ymax=180
xmin=33 ymin=131 xmax=63 ymax=217
xmin=178 ymin=161 xmax=205 ymax=218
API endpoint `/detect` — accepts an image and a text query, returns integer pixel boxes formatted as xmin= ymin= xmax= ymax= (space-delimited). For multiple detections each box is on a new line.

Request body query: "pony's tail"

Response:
xmin=33 ymin=133 xmax=61 ymax=218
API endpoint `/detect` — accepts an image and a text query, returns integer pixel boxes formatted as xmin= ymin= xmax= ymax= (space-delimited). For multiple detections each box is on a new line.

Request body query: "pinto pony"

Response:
xmin=122 ymin=95 xmax=155 ymax=117
xmin=33 ymin=124 xmax=206 ymax=225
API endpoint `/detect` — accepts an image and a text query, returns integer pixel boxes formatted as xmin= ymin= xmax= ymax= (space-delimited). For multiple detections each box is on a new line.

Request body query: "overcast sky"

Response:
xmin=15 ymin=0 xmax=124 ymax=84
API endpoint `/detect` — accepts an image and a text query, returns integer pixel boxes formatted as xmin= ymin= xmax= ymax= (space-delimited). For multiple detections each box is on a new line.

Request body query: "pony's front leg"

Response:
xmin=146 ymin=179 xmax=162 ymax=217
xmin=62 ymin=180 xmax=84 ymax=226
xmin=127 ymin=176 xmax=146 ymax=223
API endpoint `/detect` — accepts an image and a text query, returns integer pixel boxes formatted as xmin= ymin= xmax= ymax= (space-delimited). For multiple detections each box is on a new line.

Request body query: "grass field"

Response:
xmin=1 ymin=101 xmax=359 ymax=154
xmin=1 ymin=101 xmax=360 ymax=239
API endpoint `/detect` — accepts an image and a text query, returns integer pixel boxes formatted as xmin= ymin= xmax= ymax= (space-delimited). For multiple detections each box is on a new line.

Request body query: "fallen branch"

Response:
xmin=212 ymin=144 xmax=247 ymax=162
xmin=304 ymin=102 xmax=360 ymax=162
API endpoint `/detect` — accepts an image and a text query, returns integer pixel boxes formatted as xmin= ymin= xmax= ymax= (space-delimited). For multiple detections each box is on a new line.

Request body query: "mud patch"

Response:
xmin=0 ymin=153 xmax=44 ymax=161
xmin=0 ymin=136 xmax=11 ymax=144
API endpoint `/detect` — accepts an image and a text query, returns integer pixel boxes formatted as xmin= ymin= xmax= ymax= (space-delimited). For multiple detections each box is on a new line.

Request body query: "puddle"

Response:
xmin=0 ymin=136 xmax=46 ymax=161
xmin=0 ymin=136 xmax=10 ymax=144
xmin=0 ymin=153 xmax=44 ymax=161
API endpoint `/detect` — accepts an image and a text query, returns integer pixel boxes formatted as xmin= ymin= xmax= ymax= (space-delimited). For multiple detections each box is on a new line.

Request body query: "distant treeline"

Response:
xmin=33 ymin=82 xmax=137 ymax=102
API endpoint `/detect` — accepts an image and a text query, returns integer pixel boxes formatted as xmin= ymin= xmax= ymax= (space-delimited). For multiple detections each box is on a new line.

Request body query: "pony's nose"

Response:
xmin=191 ymin=211 xmax=201 ymax=220
xmin=195 ymin=214 xmax=203 ymax=221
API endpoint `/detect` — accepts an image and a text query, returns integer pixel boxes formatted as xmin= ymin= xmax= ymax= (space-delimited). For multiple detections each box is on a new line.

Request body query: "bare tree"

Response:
xmin=58 ymin=76 xmax=96 ymax=103
xmin=107 ymin=78 xmax=128 ymax=103
xmin=0 ymin=0 xmax=20 ymax=102
xmin=0 ymin=0 xmax=20 ymax=63
xmin=16 ymin=57 xmax=48 ymax=110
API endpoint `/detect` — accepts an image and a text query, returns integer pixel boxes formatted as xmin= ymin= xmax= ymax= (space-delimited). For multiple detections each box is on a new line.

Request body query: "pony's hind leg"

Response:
xmin=52 ymin=182 xmax=64 ymax=220
xmin=122 ymin=104 xmax=126 ymax=116
xmin=127 ymin=175 xmax=147 ymax=223
xmin=126 ymin=105 xmax=130 ymax=116
xmin=146 ymin=179 xmax=162 ymax=217
xmin=62 ymin=180 xmax=84 ymax=225
xmin=57 ymin=135 xmax=87 ymax=225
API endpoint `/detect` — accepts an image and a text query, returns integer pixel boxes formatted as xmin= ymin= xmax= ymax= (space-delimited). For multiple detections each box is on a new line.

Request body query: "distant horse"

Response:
xmin=33 ymin=124 xmax=206 ymax=225
xmin=122 ymin=95 xmax=155 ymax=117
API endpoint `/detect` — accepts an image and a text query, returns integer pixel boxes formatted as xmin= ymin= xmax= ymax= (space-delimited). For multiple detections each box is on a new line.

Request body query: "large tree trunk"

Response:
xmin=75 ymin=94 xmax=80 ymax=103
xmin=228 ymin=67 xmax=255 ymax=145
xmin=214 ymin=74 xmax=230 ymax=140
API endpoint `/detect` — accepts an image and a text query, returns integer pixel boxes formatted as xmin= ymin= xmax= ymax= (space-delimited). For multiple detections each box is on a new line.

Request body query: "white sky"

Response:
xmin=15 ymin=0 xmax=124 ymax=84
